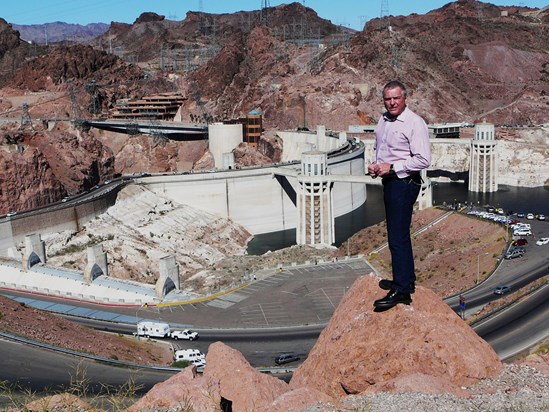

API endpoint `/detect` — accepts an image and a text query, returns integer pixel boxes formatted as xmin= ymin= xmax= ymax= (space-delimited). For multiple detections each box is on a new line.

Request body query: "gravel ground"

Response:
xmin=305 ymin=364 xmax=549 ymax=412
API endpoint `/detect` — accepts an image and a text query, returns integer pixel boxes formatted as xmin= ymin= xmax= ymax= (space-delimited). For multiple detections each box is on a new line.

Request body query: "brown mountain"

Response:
xmin=0 ymin=1 xmax=547 ymax=213
xmin=12 ymin=22 xmax=109 ymax=44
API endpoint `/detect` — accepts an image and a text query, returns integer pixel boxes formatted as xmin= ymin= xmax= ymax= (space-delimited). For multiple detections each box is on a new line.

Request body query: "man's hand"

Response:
xmin=368 ymin=162 xmax=392 ymax=178
xmin=368 ymin=162 xmax=380 ymax=178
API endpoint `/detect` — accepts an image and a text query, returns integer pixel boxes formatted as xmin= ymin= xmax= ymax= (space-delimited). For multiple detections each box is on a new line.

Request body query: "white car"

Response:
xmin=526 ymin=213 xmax=534 ymax=220
xmin=536 ymin=237 xmax=549 ymax=246
xmin=169 ymin=329 xmax=199 ymax=341
xmin=513 ymin=229 xmax=532 ymax=237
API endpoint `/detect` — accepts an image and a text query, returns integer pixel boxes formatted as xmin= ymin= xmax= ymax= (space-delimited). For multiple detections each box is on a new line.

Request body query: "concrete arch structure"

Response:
xmin=84 ymin=244 xmax=108 ymax=284
xmin=156 ymin=255 xmax=180 ymax=299
xmin=22 ymin=234 xmax=46 ymax=270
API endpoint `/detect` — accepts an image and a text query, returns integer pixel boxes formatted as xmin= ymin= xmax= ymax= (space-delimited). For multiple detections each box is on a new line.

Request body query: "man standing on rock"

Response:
xmin=367 ymin=80 xmax=431 ymax=309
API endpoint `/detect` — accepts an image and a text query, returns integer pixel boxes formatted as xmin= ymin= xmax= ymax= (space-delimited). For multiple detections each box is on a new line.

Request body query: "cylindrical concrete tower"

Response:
xmin=469 ymin=122 xmax=498 ymax=192
xmin=208 ymin=123 xmax=243 ymax=169
xmin=297 ymin=151 xmax=334 ymax=246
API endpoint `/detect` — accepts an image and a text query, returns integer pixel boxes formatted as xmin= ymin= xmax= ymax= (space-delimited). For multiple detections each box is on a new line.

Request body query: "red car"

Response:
xmin=512 ymin=238 xmax=528 ymax=246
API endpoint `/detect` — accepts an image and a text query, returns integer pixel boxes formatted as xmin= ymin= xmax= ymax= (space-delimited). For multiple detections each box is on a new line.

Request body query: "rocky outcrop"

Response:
xmin=205 ymin=342 xmax=290 ymax=411
xmin=258 ymin=134 xmax=283 ymax=163
xmin=0 ymin=143 xmax=66 ymax=214
xmin=233 ymin=142 xmax=273 ymax=166
xmin=127 ymin=341 xmax=334 ymax=412
xmin=127 ymin=366 xmax=221 ymax=412
xmin=10 ymin=44 xmax=143 ymax=91
xmin=0 ymin=122 xmax=116 ymax=213
xmin=0 ymin=18 xmax=31 ymax=87
xmin=290 ymin=273 xmax=503 ymax=397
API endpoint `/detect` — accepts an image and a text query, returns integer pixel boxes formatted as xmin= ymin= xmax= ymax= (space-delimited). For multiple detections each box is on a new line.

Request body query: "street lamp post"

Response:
xmin=135 ymin=303 xmax=148 ymax=340
xmin=477 ymin=253 xmax=489 ymax=284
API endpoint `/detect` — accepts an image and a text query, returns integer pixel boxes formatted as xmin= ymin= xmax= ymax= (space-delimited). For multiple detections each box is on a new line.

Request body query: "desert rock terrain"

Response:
xmin=0 ymin=1 xmax=548 ymax=410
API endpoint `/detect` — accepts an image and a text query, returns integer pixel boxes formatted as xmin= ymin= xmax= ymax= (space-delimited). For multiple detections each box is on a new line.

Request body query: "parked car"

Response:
xmin=513 ymin=229 xmax=532 ymax=236
xmin=512 ymin=238 xmax=528 ymax=246
xmin=504 ymin=249 xmax=524 ymax=259
xmin=274 ymin=353 xmax=301 ymax=365
xmin=493 ymin=285 xmax=511 ymax=295
xmin=536 ymin=237 xmax=549 ymax=246
xmin=517 ymin=212 xmax=525 ymax=218
xmin=169 ymin=329 xmax=199 ymax=341
xmin=538 ymin=214 xmax=546 ymax=221
xmin=6 ymin=211 xmax=17 ymax=217
xmin=526 ymin=213 xmax=534 ymax=220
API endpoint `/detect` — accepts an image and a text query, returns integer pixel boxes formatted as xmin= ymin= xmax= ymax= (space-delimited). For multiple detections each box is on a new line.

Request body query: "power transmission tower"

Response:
xmin=261 ymin=0 xmax=270 ymax=26
xmin=381 ymin=0 xmax=389 ymax=17
xmin=68 ymin=82 xmax=83 ymax=126
xmin=19 ymin=103 xmax=34 ymax=130
xmin=190 ymin=81 xmax=210 ymax=125
xmin=85 ymin=80 xmax=101 ymax=115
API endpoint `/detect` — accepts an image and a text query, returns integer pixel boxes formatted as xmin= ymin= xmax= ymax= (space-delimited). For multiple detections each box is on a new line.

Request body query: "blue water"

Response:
xmin=246 ymin=183 xmax=549 ymax=255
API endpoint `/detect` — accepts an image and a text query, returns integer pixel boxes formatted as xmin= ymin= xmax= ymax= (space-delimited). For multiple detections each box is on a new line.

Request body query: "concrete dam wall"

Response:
xmin=0 ymin=136 xmax=366 ymax=256
xmin=141 ymin=146 xmax=366 ymax=235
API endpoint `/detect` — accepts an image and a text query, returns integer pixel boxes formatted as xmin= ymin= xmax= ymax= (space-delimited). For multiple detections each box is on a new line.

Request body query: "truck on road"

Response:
xmin=169 ymin=329 xmax=199 ymax=340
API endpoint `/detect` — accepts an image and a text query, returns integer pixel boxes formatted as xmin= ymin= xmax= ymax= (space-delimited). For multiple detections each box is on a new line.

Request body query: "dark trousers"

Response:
xmin=382 ymin=174 xmax=421 ymax=293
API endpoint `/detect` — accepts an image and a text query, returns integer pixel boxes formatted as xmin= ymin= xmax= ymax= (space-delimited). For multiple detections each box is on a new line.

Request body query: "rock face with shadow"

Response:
xmin=289 ymin=272 xmax=503 ymax=397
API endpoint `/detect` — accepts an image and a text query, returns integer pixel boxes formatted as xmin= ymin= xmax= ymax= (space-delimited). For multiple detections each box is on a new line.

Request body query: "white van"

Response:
xmin=135 ymin=321 xmax=170 ymax=338
xmin=173 ymin=348 xmax=206 ymax=365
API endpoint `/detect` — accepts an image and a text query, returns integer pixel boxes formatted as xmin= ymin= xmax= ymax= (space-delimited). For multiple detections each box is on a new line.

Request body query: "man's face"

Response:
xmin=383 ymin=86 xmax=406 ymax=118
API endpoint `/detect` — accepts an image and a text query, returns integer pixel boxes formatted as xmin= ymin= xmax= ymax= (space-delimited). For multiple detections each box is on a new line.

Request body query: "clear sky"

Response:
xmin=2 ymin=0 xmax=547 ymax=31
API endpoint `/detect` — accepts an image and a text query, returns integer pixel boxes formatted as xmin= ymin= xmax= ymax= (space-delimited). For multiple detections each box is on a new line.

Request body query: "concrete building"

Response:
xmin=469 ymin=122 xmax=498 ymax=192
xmin=428 ymin=123 xmax=462 ymax=139
xmin=222 ymin=109 xmax=263 ymax=148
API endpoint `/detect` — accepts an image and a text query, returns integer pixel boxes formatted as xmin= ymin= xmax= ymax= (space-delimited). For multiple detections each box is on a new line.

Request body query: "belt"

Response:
xmin=382 ymin=172 xmax=422 ymax=184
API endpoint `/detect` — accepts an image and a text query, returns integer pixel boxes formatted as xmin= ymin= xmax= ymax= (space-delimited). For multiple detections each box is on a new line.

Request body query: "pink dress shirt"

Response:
xmin=374 ymin=106 xmax=432 ymax=179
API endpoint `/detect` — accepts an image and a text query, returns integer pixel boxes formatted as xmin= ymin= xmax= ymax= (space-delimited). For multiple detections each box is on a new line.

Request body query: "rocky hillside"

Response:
xmin=0 ymin=1 xmax=547 ymax=213
xmin=1 ymin=1 xmax=547 ymax=126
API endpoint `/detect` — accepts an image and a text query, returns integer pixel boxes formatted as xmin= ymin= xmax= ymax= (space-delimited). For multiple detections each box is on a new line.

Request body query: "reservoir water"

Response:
xmin=247 ymin=182 xmax=549 ymax=255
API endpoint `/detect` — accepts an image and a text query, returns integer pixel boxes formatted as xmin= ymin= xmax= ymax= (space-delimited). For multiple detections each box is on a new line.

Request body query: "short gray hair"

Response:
xmin=383 ymin=80 xmax=408 ymax=98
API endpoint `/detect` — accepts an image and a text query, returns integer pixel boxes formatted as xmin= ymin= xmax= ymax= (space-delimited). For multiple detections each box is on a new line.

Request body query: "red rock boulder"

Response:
xmin=290 ymin=273 xmax=503 ymax=397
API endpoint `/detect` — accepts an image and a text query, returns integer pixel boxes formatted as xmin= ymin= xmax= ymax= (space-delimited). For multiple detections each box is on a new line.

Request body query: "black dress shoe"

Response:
xmin=378 ymin=279 xmax=415 ymax=293
xmin=374 ymin=289 xmax=412 ymax=308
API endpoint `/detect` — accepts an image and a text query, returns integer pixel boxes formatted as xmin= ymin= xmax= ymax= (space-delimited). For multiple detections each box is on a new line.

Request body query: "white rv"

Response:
xmin=135 ymin=321 xmax=170 ymax=338
xmin=173 ymin=348 xmax=206 ymax=366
